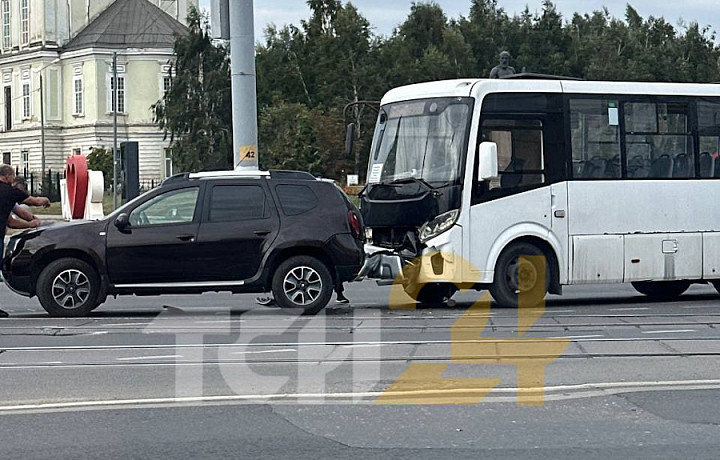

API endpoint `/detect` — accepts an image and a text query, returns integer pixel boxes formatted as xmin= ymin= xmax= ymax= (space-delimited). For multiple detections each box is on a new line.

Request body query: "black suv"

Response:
xmin=2 ymin=170 xmax=364 ymax=317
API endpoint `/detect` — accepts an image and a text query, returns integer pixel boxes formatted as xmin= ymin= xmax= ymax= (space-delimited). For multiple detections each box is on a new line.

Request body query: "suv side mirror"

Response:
xmin=114 ymin=213 xmax=131 ymax=231
xmin=345 ymin=123 xmax=356 ymax=157
xmin=478 ymin=142 xmax=499 ymax=181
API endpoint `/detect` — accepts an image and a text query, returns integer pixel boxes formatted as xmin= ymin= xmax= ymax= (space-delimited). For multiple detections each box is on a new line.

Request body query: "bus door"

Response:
xmin=470 ymin=116 xmax=552 ymax=279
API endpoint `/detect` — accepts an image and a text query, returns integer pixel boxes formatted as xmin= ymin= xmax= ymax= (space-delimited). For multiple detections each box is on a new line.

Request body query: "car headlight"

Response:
xmin=4 ymin=236 xmax=20 ymax=256
xmin=419 ymin=209 xmax=459 ymax=243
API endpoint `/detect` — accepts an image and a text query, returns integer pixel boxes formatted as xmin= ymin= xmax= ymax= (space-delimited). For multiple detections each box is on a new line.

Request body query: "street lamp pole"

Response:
xmin=40 ymin=73 xmax=45 ymax=183
xmin=112 ymin=52 xmax=118 ymax=209
xmin=37 ymin=58 xmax=59 ymax=191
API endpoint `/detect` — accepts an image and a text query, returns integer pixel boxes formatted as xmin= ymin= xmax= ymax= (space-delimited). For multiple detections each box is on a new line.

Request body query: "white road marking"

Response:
xmin=98 ymin=323 xmax=153 ymax=327
xmin=230 ymin=349 xmax=296 ymax=355
xmin=641 ymin=329 xmax=696 ymax=334
xmin=608 ymin=308 xmax=650 ymax=311
xmin=2 ymin=379 xmax=720 ymax=413
xmin=3 ymin=334 xmax=720 ymax=353
xmin=551 ymin=335 xmax=604 ymax=339
xmin=195 ymin=320 xmax=246 ymax=324
xmin=116 ymin=355 xmax=183 ymax=361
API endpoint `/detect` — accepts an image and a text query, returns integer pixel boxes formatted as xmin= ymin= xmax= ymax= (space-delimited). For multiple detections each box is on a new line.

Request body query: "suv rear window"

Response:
xmin=209 ymin=185 xmax=269 ymax=222
xmin=275 ymin=185 xmax=318 ymax=216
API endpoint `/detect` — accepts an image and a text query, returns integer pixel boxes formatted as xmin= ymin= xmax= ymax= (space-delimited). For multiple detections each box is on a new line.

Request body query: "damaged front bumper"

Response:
xmin=356 ymin=246 xmax=405 ymax=283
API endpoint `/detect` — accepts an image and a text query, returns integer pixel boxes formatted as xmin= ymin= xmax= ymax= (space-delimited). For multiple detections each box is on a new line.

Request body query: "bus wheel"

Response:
xmin=489 ymin=243 xmax=549 ymax=308
xmin=632 ymin=281 xmax=690 ymax=299
xmin=409 ymin=283 xmax=458 ymax=306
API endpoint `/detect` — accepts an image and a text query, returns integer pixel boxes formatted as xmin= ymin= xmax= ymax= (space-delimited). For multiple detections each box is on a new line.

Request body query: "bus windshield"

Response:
xmin=368 ymin=97 xmax=473 ymax=186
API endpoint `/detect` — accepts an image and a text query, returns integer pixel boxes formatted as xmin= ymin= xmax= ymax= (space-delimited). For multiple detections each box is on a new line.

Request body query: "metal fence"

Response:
xmin=15 ymin=169 xmax=162 ymax=203
xmin=17 ymin=168 xmax=63 ymax=202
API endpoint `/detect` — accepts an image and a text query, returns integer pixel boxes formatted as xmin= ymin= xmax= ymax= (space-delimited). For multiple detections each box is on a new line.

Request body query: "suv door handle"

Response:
xmin=254 ymin=230 xmax=271 ymax=236
xmin=176 ymin=234 xmax=195 ymax=242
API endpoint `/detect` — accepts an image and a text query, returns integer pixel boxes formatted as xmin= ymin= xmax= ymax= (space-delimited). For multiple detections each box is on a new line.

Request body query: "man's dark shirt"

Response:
xmin=0 ymin=182 xmax=29 ymax=237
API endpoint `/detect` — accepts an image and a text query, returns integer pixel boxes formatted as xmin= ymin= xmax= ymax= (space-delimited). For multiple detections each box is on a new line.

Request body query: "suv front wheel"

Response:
xmin=36 ymin=258 xmax=102 ymax=317
xmin=272 ymin=256 xmax=334 ymax=315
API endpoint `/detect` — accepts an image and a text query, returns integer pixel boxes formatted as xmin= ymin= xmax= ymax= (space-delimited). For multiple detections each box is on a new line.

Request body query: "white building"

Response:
xmin=0 ymin=0 xmax=198 ymax=187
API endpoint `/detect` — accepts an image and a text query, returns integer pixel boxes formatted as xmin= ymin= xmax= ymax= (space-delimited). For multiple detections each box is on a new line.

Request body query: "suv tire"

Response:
xmin=408 ymin=283 xmax=458 ymax=306
xmin=36 ymin=258 xmax=101 ymax=317
xmin=272 ymin=256 xmax=333 ymax=315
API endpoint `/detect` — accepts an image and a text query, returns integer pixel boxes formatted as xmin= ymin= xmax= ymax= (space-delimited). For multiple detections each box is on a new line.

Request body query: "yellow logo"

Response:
xmin=376 ymin=253 xmax=570 ymax=406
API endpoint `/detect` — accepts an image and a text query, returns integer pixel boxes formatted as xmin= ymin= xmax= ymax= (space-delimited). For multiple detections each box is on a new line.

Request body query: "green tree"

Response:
xmin=256 ymin=0 xmax=380 ymax=179
xmin=86 ymin=147 xmax=113 ymax=190
xmin=153 ymin=7 xmax=232 ymax=173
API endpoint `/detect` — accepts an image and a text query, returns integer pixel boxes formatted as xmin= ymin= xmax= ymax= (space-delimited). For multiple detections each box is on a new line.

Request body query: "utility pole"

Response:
xmin=228 ymin=0 xmax=258 ymax=171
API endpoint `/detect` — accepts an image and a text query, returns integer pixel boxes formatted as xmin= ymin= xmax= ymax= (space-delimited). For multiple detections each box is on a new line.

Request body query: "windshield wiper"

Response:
xmin=389 ymin=177 xmax=434 ymax=188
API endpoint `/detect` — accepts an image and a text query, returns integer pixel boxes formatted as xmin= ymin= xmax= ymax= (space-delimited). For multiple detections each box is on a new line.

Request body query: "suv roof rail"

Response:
xmin=188 ymin=170 xmax=271 ymax=179
xmin=162 ymin=172 xmax=190 ymax=185
xmin=269 ymin=170 xmax=317 ymax=180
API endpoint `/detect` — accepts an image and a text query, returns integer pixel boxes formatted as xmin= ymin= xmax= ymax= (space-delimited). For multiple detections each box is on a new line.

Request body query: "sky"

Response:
xmin=198 ymin=1 xmax=720 ymax=40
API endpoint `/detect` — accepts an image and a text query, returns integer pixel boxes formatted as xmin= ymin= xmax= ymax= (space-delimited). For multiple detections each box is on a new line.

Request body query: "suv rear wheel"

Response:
xmin=272 ymin=256 xmax=334 ymax=315
xmin=36 ymin=258 xmax=102 ymax=317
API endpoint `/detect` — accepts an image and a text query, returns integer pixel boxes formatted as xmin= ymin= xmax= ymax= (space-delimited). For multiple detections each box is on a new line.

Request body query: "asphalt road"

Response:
xmin=1 ymin=281 xmax=720 ymax=459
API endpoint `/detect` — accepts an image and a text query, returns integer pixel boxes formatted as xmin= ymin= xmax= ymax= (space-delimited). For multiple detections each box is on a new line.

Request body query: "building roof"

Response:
xmin=64 ymin=0 xmax=187 ymax=51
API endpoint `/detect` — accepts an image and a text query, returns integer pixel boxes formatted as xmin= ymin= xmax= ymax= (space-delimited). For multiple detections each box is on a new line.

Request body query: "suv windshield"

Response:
xmin=367 ymin=97 xmax=473 ymax=186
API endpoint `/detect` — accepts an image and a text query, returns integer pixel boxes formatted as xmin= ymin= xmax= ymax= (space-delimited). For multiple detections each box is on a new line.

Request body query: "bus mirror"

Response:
xmin=345 ymin=123 xmax=356 ymax=157
xmin=478 ymin=142 xmax=499 ymax=181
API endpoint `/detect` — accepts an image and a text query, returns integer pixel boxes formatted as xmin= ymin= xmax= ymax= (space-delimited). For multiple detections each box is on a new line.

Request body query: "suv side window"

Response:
xmin=129 ymin=187 xmax=199 ymax=226
xmin=209 ymin=185 xmax=269 ymax=222
xmin=275 ymin=185 xmax=318 ymax=216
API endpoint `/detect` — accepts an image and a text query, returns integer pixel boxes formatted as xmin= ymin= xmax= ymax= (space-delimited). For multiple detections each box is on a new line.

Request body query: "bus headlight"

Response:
xmin=419 ymin=209 xmax=459 ymax=243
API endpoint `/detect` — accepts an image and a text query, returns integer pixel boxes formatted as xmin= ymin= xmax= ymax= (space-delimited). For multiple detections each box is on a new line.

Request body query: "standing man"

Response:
xmin=0 ymin=165 xmax=49 ymax=317
xmin=0 ymin=165 xmax=49 ymax=255
xmin=8 ymin=175 xmax=41 ymax=230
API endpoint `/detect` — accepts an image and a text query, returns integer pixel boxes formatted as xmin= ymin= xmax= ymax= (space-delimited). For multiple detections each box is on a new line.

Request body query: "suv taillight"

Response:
xmin=348 ymin=211 xmax=361 ymax=240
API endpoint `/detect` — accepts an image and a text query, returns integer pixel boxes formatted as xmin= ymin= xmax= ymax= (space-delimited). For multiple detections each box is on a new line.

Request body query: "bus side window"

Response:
xmin=697 ymin=99 xmax=720 ymax=178
xmin=569 ymin=99 xmax=621 ymax=179
xmin=481 ymin=119 xmax=545 ymax=191
xmin=624 ymin=101 xmax=694 ymax=179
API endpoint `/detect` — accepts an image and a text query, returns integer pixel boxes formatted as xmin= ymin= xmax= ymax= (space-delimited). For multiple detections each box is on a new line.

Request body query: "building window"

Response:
xmin=21 ymin=150 xmax=28 ymax=173
xmin=164 ymin=148 xmax=174 ymax=178
xmin=163 ymin=76 xmax=171 ymax=94
xmin=109 ymin=75 xmax=125 ymax=113
xmin=73 ymin=148 xmax=81 ymax=156
xmin=20 ymin=0 xmax=28 ymax=45
xmin=73 ymin=76 xmax=83 ymax=115
xmin=2 ymin=152 xmax=10 ymax=165
xmin=4 ymin=86 xmax=11 ymax=131
xmin=1 ymin=1 xmax=10 ymax=50
xmin=22 ymin=82 xmax=30 ymax=119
